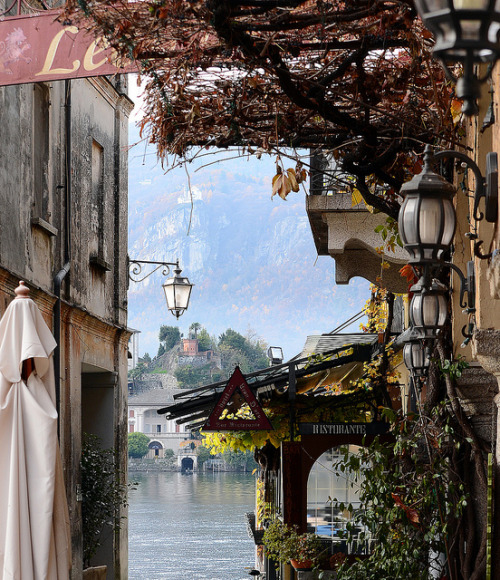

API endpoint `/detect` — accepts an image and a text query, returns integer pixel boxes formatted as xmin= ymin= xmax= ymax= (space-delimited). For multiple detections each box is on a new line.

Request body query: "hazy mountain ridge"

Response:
xmin=127 ymin=131 xmax=370 ymax=360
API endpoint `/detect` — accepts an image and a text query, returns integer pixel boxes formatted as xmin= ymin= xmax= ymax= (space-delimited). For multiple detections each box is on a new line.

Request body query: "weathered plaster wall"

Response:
xmin=0 ymin=76 xmax=133 ymax=579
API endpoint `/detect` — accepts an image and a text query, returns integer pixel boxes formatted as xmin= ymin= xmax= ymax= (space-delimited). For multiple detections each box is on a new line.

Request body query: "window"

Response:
xmin=129 ymin=410 xmax=135 ymax=418
xmin=129 ymin=424 xmax=134 ymax=433
xmin=32 ymin=83 xmax=56 ymax=235
xmin=156 ymin=424 xmax=162 ymax=433
xmin=307 ymin=445 xmax=371 ymax=554
xmin=89 ymin=139 xmax=108 ymax=268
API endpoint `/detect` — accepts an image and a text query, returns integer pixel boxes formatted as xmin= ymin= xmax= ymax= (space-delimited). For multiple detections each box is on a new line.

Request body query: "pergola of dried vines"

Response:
xmin=64 ymin=0 xmax=461 ymax=217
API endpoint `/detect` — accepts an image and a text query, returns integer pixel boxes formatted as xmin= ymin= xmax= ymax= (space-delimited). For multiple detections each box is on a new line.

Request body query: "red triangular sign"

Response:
xmin=203 ymin=366 xmax=273 ymax=431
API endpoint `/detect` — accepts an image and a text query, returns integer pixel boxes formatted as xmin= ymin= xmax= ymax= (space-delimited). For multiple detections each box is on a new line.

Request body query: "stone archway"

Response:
xmin=282 ymin=425 xmax=393 ymax=532
xmin=148 ymin=440 xmax=163 ymax=458
xmin=307 ymin=445 xmax=369 ymax=555
xmin=181 ymin=457 xmax=194 ymax=473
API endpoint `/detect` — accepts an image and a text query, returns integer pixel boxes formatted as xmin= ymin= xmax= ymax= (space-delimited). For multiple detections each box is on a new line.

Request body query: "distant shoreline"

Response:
xmin=128 ymin=460 xmax=252 ymax=474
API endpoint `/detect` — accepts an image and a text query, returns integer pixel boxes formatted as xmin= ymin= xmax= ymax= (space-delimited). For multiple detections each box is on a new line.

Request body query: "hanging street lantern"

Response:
xmin=410 ymin=275 xmax=449 ymax=340
xmin=398 ymin=146 xmax=456 ymax=265
xmin=414 ymin=0 xmax=500 ymax=114
xmin=162 ymin=264 xmax=194 ymax=319
xmin=128 ymin=257 xmax=193 ymax=319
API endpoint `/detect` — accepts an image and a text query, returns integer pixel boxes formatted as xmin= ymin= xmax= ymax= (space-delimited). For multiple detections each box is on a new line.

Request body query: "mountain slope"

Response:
xmin=127 ymin=129 xmax=370 ymax=360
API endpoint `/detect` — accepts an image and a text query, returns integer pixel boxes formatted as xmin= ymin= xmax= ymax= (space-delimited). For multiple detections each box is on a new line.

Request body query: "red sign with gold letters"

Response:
xmin=203 ymin=366 xmax=273 ymax=431
xmin=0 ymin=11 xmax=136 ymax=86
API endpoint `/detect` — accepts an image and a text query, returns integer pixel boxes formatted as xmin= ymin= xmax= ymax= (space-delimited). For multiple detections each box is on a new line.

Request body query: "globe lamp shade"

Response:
xmin=162 ymin=267 xmax=193 ymax=319
xmin=399 ymin=147 xmax=456 ymax=264
xmin=410 ymin=278 xmax=449 ymax=339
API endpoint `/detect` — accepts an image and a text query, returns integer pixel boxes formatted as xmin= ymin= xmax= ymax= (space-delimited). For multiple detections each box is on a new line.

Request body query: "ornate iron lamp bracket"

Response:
xmin=432 ymin=149 xmax=498 ymax=223
xmin=432 ymin=149 xmax=498 ymax=260
xmin=446 ymin=261 xmax=476 ymax=313
xmin=128 ymin=257 xmax=178 ymax=283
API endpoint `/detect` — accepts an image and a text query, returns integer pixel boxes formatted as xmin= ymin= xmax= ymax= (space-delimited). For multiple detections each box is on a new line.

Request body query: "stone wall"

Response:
xmin=132 ymin=373 xmax=177 ymax=393
xmin=0 ymin=75 xmax=133 ymax=580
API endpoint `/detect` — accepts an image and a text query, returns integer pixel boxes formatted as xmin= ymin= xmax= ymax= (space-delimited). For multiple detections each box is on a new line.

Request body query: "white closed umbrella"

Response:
xmin=0 ymin=281 xmax=71 ymax=579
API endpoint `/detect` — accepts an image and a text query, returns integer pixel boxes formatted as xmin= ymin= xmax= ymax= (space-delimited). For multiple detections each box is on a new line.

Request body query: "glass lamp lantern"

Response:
xmin=399 ymin=146 xmax=456 ymax=265
xmin=162 ymin=265 xmax=193 ymax=319
xmin=414 ymin=0 xmax=500 ymax=114
xmin=403 ymin=334 xmax=431 ymax=377
xmin=410 ymin=276 xmax=449 ymax=339
xmin=267 ymin=346 xmax=284 ymax=365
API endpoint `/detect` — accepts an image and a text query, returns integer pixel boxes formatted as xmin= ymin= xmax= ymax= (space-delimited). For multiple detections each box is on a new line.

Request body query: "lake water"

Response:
xmin=128 ymin=472 xmax=257 ymax=580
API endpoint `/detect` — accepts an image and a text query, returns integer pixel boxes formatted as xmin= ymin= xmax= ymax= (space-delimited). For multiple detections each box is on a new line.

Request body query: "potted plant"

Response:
xmin=262 ymin=517 xmax=322 ymax=570
xmin=81 ymin=433 xmax=129 ymax=578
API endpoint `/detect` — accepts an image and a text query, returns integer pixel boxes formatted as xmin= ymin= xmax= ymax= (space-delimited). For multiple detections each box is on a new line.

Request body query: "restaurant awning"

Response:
xmin=157 ymin=333 xmax=381 ymax=429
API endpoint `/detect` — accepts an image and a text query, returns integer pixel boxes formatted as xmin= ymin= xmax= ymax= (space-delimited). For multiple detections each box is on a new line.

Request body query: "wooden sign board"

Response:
xmin=203 ymin=366 xmax=273 ymax=431
xmin=0 ymin=11 xmax=136 ymax=86
xmin=298 ymin=422 xmax=390 ymax=436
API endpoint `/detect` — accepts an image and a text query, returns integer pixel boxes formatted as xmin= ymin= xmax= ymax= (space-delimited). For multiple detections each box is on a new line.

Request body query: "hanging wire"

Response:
xmin=329 ymin=311 xmax=365 ymax=334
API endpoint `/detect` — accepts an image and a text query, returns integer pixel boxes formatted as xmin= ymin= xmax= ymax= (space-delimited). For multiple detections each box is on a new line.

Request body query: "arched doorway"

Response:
xmin=307 ymin=445 xmax=370 ymax=554
xmin=148 ymin=440 xmax=163 ymax=458
xmin=181 ymin=457 xmax=194 ymax=473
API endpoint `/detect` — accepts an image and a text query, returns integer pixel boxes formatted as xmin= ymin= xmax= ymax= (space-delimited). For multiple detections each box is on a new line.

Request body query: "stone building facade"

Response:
xmin=128 ymin=387 xmax=190 ymax=456
xmin=0 ymin=75 xmax=133 ymax=578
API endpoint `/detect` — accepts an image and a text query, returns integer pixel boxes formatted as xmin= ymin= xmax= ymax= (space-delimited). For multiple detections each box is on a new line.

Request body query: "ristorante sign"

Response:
xmin=298 ymin=422 xmax=390 ymax=436
xmin=0 ymin=11 xmax=136 ymax=86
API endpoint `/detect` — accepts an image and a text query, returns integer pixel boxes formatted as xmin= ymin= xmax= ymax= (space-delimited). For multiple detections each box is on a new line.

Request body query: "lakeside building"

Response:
xmin=128 ymin=387 xmax=190 ymax=457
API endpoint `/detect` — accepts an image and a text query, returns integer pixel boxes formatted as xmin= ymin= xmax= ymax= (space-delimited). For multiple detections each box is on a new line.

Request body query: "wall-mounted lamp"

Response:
xmin=398 ymin=145 xmax=494 ymax=377
xmin=415 ymin=0 xmax=500 ymax=115
xmin=399 ymin=146 xmax=498 ymax=263
xmin=410 ymin=275 xmax=449 ymax=340
xmin=398 ymin=152 xmax=456 ymax=264
xmin=128 ymin=257 xmax=193 ymax=319
xmin=403 ymin=331 xmax=431 ymax=378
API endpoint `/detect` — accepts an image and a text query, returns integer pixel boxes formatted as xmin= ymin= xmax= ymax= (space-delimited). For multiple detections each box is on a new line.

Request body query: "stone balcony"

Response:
xmin=306 ymin=194 xmax=408 ymax=292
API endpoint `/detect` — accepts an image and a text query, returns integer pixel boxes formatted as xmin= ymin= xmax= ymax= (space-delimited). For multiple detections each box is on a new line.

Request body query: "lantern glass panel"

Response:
xmin=163 ymin=281 xmax=176 ymax=312
xmin=461 ymin=20 xmax=482 ymax=40
xmin=439 ymin=21 xmax=458 ymax=46
xmin=399 ymin=196 xmax=417 ymax=246
xmin=410 ymin=294 xmax=421 ymax=326
xmin=423 ymin=293 xmax=448 ymax=326
xmin=488 ymin=22 xmax=500 ymax=43
xmin=441 ymin=197 xmax=457 ymax=249
xmin=419 ymin=197 xmax=445 ymax=245
xmin=172 ymin=281 xmax=192 ymax=310
xmin=454 ymin=0 xmax=489 ymax=8
xmin=424 ymin=0 xmax=449 ymax=10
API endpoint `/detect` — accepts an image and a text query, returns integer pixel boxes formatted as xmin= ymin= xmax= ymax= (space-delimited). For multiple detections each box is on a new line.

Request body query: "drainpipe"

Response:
xmin=54 ymin=79 xmax=72 ymax=433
